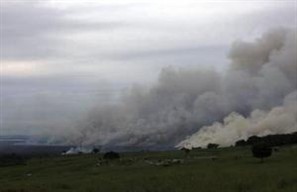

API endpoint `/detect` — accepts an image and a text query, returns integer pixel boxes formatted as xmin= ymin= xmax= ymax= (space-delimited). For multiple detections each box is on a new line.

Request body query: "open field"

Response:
xmin=0 ymin=146 xmax=297 ymax=192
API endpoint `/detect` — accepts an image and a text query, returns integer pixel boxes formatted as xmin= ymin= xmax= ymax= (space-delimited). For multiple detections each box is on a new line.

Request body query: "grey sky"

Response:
xmin=1 ymin=0 xmax=296 ymax=135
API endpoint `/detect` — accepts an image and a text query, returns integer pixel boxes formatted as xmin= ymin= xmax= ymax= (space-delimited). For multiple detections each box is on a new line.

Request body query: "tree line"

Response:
xmin=235 ymin=132 xmax=297 ymax=147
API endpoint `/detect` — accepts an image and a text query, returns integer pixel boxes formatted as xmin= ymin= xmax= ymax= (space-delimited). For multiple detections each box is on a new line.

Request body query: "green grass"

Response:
xmin=0 ymin=146 xmax=297 ymax=192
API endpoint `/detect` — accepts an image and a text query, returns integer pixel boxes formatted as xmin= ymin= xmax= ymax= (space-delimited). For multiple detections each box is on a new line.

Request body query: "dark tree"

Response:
xmin=251 ymin=143 xmax=272 ymax=162
xmin=207 ymin=143 xmax=219 ymax=149
xmin=103 ymin=151 xmax=120 ymax=160
xmin=92 ymin=148 xmax=100 ymax=154
xmin=247 ymin=136 xmax=261 ymax=145
xmin=235 ymin=139 xmax=246 ymax=147
xmin=180 ymin=147 xmax=191 ymax=157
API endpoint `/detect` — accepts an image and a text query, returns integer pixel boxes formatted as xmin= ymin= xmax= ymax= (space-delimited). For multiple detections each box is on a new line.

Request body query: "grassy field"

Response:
xmin=0 ymin=146 xmax=297 ymax=192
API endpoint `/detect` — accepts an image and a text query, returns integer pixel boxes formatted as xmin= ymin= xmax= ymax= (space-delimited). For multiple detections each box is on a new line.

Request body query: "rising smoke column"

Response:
xmin=178 ymin=28 xmax=297 ymax=148
xmin=65 ymin=28 xmax=296 ymax=148
xmin=68 ymin=68 xmax=226 ymax=147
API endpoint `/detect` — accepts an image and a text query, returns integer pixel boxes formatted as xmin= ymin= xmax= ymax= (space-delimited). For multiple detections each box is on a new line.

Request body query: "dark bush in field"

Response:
xmin=207 ymin=143 xmax=219 ymax=149
xmin=252 ymin=143 xmax=272 ymax=162
xmin=235 ymin=139 xmax=247 ymax=147
xmin=180 ymin=147 xmax=191 ymax=156
xmin=103 ymin=151 xmax=120 ymax=160
xmin=92 ymin=148 xmax=100 ymax=154
xmin=247 ymin=136 xmax=261 ymax=145
xmin=0 ymin=153 xmax=26 ymax=166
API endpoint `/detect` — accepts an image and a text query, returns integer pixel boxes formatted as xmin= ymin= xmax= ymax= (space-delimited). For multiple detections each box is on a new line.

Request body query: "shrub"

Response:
xmin=235 ymin=139 xmax=246 ymax=147
xmin=92 ymin=148 xmax=100 ymax=154
xmin=251 ymin=143 xmax=272 ymax=162
xmin=207 ymin=143 xmax=219 ymax=149
xmin=0 ymin=153 xmax=26 ymax=167
xmin=103 ymin=151 xmax=120 ymax=160
xmin=180 ymin=147 xmax=191 ymax=157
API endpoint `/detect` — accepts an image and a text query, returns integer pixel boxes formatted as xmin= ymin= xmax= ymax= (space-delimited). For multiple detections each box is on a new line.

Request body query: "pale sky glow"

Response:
xmin=1 ymin=0 xmax=296 ymax=135
xmin=1 ymin=61 xmax=45 ymax=76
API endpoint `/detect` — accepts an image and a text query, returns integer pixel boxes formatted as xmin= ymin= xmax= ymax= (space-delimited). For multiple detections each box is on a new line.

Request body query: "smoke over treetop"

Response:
xmin=62 ymin=28 xmax=296 ymax=148
xmin=178 ymin=91 xmax=297 ymax=148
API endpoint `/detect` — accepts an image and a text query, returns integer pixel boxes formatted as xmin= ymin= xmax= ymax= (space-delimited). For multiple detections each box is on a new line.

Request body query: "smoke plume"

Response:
xmin=62 ymin=28 xmax=296 ymax=148
xmin=177 ymin=91 xmax=297 ymax=148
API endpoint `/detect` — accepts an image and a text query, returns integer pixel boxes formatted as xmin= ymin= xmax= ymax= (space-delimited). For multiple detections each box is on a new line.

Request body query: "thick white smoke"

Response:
xmin=177 ymin=91 xmax=297 ymax=148
xmin=62 ymin=28 xmax=296 ymax=148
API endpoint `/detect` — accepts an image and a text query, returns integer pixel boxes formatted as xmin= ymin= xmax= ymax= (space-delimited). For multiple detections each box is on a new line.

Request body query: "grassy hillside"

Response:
xmin=1 ymin=146 xmax=296 ymax=192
